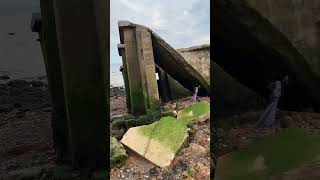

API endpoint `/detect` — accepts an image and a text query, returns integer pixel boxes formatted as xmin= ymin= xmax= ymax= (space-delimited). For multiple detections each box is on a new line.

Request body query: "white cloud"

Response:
xmin=110 ymin=0 xmax=210 ymax=64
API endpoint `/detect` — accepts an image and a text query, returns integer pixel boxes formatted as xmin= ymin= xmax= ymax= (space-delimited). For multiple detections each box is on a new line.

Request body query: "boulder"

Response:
xmin=110 ymin=136 xmax=127 ymax=168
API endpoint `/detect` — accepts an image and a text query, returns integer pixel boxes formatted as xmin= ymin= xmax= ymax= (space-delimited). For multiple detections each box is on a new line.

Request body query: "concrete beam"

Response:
xmin=39 ymin=0 xmax=69 ymax=161
xmin=121 ymin=26 xmax=146 ymax=115
xmin=52 ymin=0 xmax=108 ymax=168
xmin=118 ymin=44 xmax=132 ymax=113
xmin=135 ymin=27 xmax=160 ymax=110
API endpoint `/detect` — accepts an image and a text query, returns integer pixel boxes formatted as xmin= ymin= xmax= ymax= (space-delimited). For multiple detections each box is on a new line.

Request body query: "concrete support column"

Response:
xmin=119 ymin=22 xmax=146 ymax=115
xmin=35 ymin=0 xmax=69 ymax=161
xmin=135 ymin=28 xmax=160 ymax=111
xmin=118 ymin=44 xmax=132 ymax=113
xmin=52 ymin=0 xmax=108 ymax=168
xmin=158 ymin=67 xmax=172 ymax=102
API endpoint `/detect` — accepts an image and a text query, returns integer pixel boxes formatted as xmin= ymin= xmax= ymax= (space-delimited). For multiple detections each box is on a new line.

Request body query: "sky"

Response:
xmin=0 ymin=0 xmax=210 ymax=82
xmin=110 ymin=0 xmax=210 ymax=65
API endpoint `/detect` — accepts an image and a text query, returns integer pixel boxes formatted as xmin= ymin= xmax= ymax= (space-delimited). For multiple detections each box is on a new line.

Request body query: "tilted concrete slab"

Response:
xmin=152 ymin=33 xmax=210 ymax=96
xmin=215 ymin=128 xmax=320 ymax=180
xmin=118 ymin=21 xmax=210 ymax=96
xmin=121 ymin=102 xmax=210 ymax=167
xmin=121 ymin=116 xmax=189 ymax=167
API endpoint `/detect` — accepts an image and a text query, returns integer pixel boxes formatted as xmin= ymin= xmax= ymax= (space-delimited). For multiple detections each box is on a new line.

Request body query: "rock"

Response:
xmin=280 ymin=115 xmax=297 ymax=128
xmin=0 ymin=75 xmax=10 ymax=80
xmin=110 ymin=136 xmax=127 ymax=168
xmin=149 ymin=167 xmax=161 ymax=177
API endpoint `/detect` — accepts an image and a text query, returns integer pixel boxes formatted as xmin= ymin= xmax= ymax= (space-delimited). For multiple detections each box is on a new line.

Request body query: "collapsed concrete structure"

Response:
xmin=117 ymin=21 xmax=210 ymax=115
xmin=213 ymin=0 xmax=320 ymax=112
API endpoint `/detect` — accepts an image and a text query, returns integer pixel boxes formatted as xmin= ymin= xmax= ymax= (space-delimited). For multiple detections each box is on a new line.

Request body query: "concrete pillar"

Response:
xmin=158 ymin=67 xmax=172 ymax=102
xmin=52 ymin=0 xmax=108 ymax=168
xmin=119 ymin=22 xmax=146 ymax=115
xmin=135 ymin=27 xmax=160 ymax=111
xmin=118 ymin=44 xmax=132 ymax=113
xmin=35 ymin=0 xmax=69 ymax=161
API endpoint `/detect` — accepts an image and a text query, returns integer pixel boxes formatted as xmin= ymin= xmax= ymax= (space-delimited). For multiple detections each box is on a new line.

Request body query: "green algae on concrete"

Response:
xmin=138 ymin=116 xmax=190 ymax=152
xmin=215 ymin=128 xmax=320 ymax=180
xmin=177 ymin=102 xmax=210 ymax=120
xmin=110 ymin=137 xmax=127 ymax=168
xmin=121 ymin=102 xmax=210 ymax=167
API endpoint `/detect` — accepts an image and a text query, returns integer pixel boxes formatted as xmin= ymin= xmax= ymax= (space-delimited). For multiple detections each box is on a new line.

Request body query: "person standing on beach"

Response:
xmin=191 ymin=85 xmax=200 ymax=102
xmin=256 ymin=76 xmax=288 ymax=128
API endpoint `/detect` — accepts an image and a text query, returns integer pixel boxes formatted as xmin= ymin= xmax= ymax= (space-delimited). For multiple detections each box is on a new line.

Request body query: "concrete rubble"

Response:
xmin=121 ymin=102 xmax=210 ymax=167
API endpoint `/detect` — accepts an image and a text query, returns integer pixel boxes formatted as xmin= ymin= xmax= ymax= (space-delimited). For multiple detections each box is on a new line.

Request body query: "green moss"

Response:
xmin=161 ymin=110 xmax=176 ymax=117
xmin=149 ymin=98 xmax=161 ymax=111
xmin=110 ymin=137 xmax=127 ymax=168
xmin=138 ymin=116 xmax=190 ymax=152
xmin=177 ymin=102 xmax=210 ymax=119
xmin=129 ymin=88 xmax=146 ymax=114
xmin=216 ymin=128 xmax=320 ymax=180
xmin=137 ymin=102 xmax=210 ymax=152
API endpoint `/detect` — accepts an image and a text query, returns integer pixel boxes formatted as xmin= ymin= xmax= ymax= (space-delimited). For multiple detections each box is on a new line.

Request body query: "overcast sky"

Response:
xmin=0 ymin=0 xmax=210 ymax=78
xmin=110 ymin=0 xmax=210 ymax=65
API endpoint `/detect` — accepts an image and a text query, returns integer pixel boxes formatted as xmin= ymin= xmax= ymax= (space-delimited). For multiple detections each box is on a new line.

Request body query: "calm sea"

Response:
xmin=0 ymin=0 xmax=44 ymax=80
xmin=0 ymin=0 xmax=124 ymax=87
xmin=110 ymin=63 xmax=124 ymax=87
